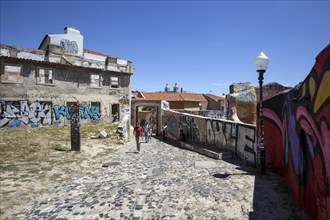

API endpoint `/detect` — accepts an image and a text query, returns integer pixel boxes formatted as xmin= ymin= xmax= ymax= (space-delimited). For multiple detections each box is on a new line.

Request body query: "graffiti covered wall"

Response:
xmin=0 ymin=100 xmax=101 ymax=128
xmin=177 ymin=110 xmax=226 ymax=119
xmin=263 ymin=44 xmax=330 ymax=219
xmin=162 ymin=110 xmax=257 ymax=165
xmin=146 ymin=108 xmax=158 ymax=133
xmin=226 ymin=82 xmax=257 ymax=124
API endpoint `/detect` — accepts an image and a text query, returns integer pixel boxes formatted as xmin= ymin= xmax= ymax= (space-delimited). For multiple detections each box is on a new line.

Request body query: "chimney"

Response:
xmin=165 ymin=83 xmax=170 ymax=92
xmin=173 ymin=83 xmax=179 ymax=93
xmin=64 ymin=27 xmax=81 ymax=35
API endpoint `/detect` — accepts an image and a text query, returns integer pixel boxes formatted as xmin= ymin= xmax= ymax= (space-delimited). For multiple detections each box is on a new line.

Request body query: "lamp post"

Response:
xmin=254 ymin=52 xmax=269 ymax=174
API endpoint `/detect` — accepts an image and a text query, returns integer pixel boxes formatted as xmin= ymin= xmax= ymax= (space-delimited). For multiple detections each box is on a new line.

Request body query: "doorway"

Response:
xmin=111 ymin=104 xmax=119 ymax=123
xmin=136 ymin=105 xmax=158 ymax=135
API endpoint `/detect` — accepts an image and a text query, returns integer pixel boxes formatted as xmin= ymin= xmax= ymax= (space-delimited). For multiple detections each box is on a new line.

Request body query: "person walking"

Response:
xmin=143 ymin=122 xmax=150 ymax=143
xmin=149 ymin=127 xmax=153 ymax=143
xmin=179 ymin=129 xmax=186 ymax=142
xmin=133 ymin=122 xmax=143 ymax=152
xmin=178 ymin=129 xmax=186 ymax=147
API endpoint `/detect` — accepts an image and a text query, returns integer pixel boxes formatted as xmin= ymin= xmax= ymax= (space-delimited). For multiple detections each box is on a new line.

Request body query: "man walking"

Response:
xmin=133 ymin=122 xmax=143 ymax=152
xmin=143 ymin=122 xmax=150 ymax=143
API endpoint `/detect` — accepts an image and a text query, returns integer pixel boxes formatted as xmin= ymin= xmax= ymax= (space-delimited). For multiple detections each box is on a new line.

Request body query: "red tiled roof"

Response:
xmin=134 ymin=92 xmax=207 ymax=102
xmin=83 ymin=48 xmax=108 ymax=57
xmin=203 ymin=94 xmax=224 ymax=101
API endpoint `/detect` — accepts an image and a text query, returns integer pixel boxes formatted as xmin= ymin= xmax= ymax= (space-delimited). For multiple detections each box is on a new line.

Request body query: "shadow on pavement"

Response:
xmin=154 ymin=135 xmax=308 ymax=220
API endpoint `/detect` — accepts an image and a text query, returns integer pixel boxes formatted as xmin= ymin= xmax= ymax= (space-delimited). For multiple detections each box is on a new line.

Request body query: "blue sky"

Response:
xmin=1 ymin=1 xmax=329 ymax=95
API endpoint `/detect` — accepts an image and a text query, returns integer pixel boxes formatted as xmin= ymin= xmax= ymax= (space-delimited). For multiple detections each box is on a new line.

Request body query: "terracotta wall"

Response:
xmin=227 ymin=82 xmax=257 ymax=124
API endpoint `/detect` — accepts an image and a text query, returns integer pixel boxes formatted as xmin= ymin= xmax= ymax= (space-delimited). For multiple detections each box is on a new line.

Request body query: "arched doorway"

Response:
xmin=136 ymin=105 xmax=159 ymax=135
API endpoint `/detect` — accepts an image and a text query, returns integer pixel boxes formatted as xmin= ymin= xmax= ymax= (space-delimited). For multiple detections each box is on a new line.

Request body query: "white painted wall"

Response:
xmin=47 ymin=33 xmax=83 ymax=56
xmin=17 ymin=52 xmax=45 ymax=61
xmin=0 ymin=48 xmax=10 ymax=57
xmin=84 ymin=53 xmax=106 ymax=61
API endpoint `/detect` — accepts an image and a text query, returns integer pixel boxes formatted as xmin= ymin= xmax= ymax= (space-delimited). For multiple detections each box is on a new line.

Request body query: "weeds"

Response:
xmin=53 ymin=144 xmax=70 ymax=152
xmin=49 ymin=173 xmax=62 ymax=181
xmin=0 ymin=163 xmax=18 ymax=172
xmin=0 ymin=123 xmax=125 ymax=219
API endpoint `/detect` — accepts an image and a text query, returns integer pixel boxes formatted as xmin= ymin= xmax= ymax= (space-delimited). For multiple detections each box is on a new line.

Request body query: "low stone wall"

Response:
xmin=162 ymin=110 xmax=257 ymax=165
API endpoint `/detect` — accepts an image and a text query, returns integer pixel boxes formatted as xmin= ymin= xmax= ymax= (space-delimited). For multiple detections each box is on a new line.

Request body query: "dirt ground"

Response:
xmin=0 ymin=124 xmax=130 ymax=220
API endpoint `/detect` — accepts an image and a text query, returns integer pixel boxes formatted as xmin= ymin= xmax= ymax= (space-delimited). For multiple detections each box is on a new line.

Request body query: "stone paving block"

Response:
xmin=102 ymin=161 xmax=121 ymax=167
xmin=16 ymin=138 xmax=308 ymax=220
xmin=194 ymin=160 xmax=218 ymax=169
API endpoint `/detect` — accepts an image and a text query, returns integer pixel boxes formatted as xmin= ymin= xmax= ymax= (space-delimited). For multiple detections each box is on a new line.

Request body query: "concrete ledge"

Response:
xmin=180 ymin=142 xmax=232 ymax=160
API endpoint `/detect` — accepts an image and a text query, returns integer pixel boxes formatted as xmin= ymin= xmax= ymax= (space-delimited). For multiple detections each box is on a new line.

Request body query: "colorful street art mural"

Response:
xmin=162 ymin=110 xmax=256 ymax=165
xmin=263 ymin=44 xmax=330 ymax=219
xmin=0 ymin=100 xmax=101 ymax=128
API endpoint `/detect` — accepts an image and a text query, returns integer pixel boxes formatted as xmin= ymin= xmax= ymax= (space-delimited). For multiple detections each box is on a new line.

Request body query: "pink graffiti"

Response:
xmin=264 ymin=106 xmax=304 ymax=176
xmin=263 ymin=108 xmax=284 ymax=132
xmin=264 ymin=107 xmax=285 ymax=146
xmin=296 ymin=106 xmax=330 ymax=183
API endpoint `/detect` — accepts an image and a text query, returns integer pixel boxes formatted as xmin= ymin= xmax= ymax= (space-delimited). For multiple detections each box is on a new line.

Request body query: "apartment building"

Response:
xmin=0 ymin=27 xmax=133 ymax=128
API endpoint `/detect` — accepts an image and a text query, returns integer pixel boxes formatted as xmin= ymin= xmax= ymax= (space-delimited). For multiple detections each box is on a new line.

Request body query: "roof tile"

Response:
xmin=134 ymin=92 xmax=208 ymax=102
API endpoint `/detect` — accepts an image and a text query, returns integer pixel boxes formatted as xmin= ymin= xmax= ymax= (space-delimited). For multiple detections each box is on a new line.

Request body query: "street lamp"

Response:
xmin=254 ymin=52 xmax=269 ymax=174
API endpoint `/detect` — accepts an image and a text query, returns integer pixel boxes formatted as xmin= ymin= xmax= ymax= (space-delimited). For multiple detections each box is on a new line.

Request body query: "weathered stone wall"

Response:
xmin=0 ymin=59 xmax=130 ymax=128
xmin=255 ymin=82 xmax=292 ymax=101
xmin=226 ymin=82 xmax=257 ymax=124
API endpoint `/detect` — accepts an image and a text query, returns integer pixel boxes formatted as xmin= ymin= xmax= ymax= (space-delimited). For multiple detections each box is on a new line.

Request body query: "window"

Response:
xmin=90 ymin=74 xmax=101 ymax=87
xmin=81 ymin=101 xmax=88 ymax=107
xmin=37 ymin=68 xmax=53 ymax=85
xmin=1 ymin=65 xmax=23 ymax=83
xmin=111 ymin=76 xmax=119 ymax=88
xmin=111 ymin=104 xmax=119 ymax=122
xmin=91 ymin=102 xmax=101 ymax=112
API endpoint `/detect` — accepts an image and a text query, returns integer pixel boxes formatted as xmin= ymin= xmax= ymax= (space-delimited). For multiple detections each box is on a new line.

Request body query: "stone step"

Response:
xmin=180 ymin=142 xmax=233 ymax=160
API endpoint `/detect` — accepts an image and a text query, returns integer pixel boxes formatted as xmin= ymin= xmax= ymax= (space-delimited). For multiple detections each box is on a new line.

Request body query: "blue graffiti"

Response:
xmin=53 ymin=105 xmax=70 ymax=120
xmin=7 ymin=119 xmax=21 ymax=128
xmin=80 ymin=106 xmax=101 ymax=120
xmin=53 ymin=105 xmax=101 ymax=120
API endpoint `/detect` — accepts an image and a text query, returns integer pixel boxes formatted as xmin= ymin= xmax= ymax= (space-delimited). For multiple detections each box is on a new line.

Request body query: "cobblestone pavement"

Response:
xmin=15 ymin=138 xmax=307 ymax=220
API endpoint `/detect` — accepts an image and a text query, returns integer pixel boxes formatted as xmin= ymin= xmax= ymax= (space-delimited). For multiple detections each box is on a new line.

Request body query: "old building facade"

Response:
xmin=255 ymin=82 xmax=292 ymax=101
xmin=0 ymin=27 xmax=133 ymax=128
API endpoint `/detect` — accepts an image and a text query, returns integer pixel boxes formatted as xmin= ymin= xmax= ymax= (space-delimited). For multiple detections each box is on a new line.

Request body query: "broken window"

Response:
xmin=90 ymin=74 xmax=101 ymax=87
xmin=91 ymin=102 xmax=101 ymax=113
xmin=111 ymin=104 xmax=119 ymax=122
xmin=1 ymin=65 xmax=23 ymax=83
xmin=111 ymin=76 xmax=119 ymax=88
xmin=37 ymin=68 xmax=53 ymax=84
